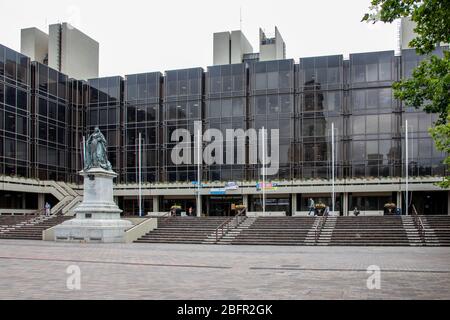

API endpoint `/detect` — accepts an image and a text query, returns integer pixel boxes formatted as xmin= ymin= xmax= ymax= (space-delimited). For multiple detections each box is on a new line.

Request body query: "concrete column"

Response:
xmin=291 ymin=194 xmax=297 ymax=216
xmin=447 ymin=192 xmax=450 ymax=215
xmin=397 ymin=192 xmax=403 ymax=213
xmin=243 ymin=194 xmax=249 ymax=209
xmin=38 ymin=193 xmax=45 ymax=210
xmin=343 ymin=192 xmax=349 ymax=216
xmin=197 ymin=195 xmax=203 ymax=217
xmin=153 ymin=196 xmax=160 ymax=213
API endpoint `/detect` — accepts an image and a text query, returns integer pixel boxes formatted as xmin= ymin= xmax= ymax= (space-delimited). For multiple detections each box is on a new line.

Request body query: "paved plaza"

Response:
xmin=0 ymin=240 xmax=450 ymax=299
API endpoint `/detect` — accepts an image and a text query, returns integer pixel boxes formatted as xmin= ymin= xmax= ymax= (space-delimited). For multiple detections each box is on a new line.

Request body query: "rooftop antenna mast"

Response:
xmin=240 ymin=6 xmax=243 ymax=30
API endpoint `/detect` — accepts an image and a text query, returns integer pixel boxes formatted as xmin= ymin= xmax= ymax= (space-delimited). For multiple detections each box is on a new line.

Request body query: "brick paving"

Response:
xmin=0 ymin=240 xmax=449 ymax=299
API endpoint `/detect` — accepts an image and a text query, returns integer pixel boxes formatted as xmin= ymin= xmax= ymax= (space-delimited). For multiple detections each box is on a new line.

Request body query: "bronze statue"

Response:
xmin=84 ymin=127 xmax=112 ymax=171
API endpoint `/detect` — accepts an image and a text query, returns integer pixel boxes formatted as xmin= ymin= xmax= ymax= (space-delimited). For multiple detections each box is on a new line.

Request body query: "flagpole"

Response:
xmin=138 ymin=132 xmax=142 ymax=217
xmin=262 ymin=127 xmax=266 ymax=215
xmin=332 ymin=122 xmax=335 ymax=215
xmin=197 ymin=126 xmax=201 ymax=217
xmin=405 ymin=120 xmax=409 ymax=215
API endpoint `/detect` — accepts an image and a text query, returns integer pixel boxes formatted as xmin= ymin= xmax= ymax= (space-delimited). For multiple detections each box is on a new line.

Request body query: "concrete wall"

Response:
xmin=400 ymin=17 xmax=417 ymax=50
xmin=230 ymin=30 xmax=253 ymax=64
xmin=20 ymin=27 xmax=49 ymax=64
xmin=49 ymin=23 xmax=99 ymax=80
xmin=259 ymin=27 xmax=285 ymax=62
xmin=213 ymin=32 xmax=230 ymax=65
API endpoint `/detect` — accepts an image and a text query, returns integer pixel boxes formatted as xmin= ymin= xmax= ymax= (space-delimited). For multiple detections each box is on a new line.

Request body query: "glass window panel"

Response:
xmin=279 ymin=70 xmax=291 ymax=88
xmin=5 ymin=49 xmax=16 ymax=80
xmin=48 ymin=102 xmax=57 ymax=119
xmin=366 ymin=63 xmax=378 ymax=82
xmin=137 ymin=106 xmax=146 ymax=122
xmin=352 ymin=141 xmax=365 ymax=161
xmin=279 ymin=119 xmax=291 ymax=137
xmin=108 ymin=108 xmax=117 ymax=124
xmin=302 ymin=119 xmax=314 ymax=137
xmin=327 ymin=67 xmax=339 ymax=84
xmin=352 ymin=115 xmax=365 ymax=134
xmin=5 ymin=86 xmax=15 ymax=106
xmin=221 ymin=99 xmax=232 ymax=118
xmin=38 ymin=122 xmax=46 ymax=139
xmin=222 ymin=76 xmax=232 ymax=92
xmin=17 ymin=141 xmax=27 ymax=161
xmin=256 ymin=96 xmax=266 ymax=115
xmin=16 ymin=115 xmax=26 ymax=135
xmin=352 ymin=64 xmax=365 ymax=82
xmin=17 ymin=90 xmax=27 ymax=110
xmin=304 ymin=93 xmax=315 ymax=111
xmin=57 ymin=104 xmax=65 ymax=122
xmin=366 ymin=115 xmax=378 ymax=134
xmin=267 ymin=72 xmax=279 ymax=89
xmin=233 ymin=73 xmax=243 ymax=91
xmin=99 ymin=109 xmax=107 ymax=125
xmin=268 ymin=96 xmax=279 ymax=113
xmin=211 ymin=76 xmax=221 ymax=93
xmin=188 ymin=101 xmax=200 ymax=119
xmin=0 ymin=46 xmax=4 ymax=75
xmin=177 ymin=102 xmax=187 ymax=120
xmin=58 ymin=127 xmax=65 ymax=144
xmin=208 ymin=100 xmax=221 ymax=118
xmin=280 ymin=95 xmax=292 ymax=113
xmin=379 ymin=114 xmax=392 ymax=133
xmin=232 ymin=98 xmax=244 ymax=117
xmin=379 ymin=88 xmax=392 ymax=109
xmin=48 ymin=125 xmax=56 ymax=142
xmin=89 ymin=109 xmax=98 ymax=125
xmin=367 ymin=90 xmax=378 ymax=109
xmin=0 ymin=83 xmax=3 ymax=103
xmin=5 ymin=112 xmax=15 ymax=132
xmin=168 ymin=103 xmax=177 ymax=120
xmin=379 ymin=59 xmax=391 ymax=81
xmin=353 ymin=90 xmax=365 ymax=110
xmin=255 ymin=73 xmax=266 ymax=90
xmin=315 ymin=118 xmax=326 ymax=136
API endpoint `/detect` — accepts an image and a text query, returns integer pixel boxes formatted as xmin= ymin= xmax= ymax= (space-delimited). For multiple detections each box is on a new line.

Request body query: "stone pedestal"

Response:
xmin=54 ymin=168 xmax=132 ymax=243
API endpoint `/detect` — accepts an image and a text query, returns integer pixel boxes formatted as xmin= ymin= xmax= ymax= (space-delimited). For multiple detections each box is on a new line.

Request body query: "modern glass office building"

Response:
xmin=0 ymin=42 xmax=448 ymax=216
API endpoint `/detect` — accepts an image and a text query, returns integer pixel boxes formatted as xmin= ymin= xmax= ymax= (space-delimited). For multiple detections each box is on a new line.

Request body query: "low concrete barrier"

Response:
xmin=124 ymin=218 xmax=157 ymax=243
xmin=247 ymin=211 xmax=286 ymax=217
xmin=42 ymin=226 xmax=56 ymax=241
xmin=146 ymin=212 xmax=169 ymax=217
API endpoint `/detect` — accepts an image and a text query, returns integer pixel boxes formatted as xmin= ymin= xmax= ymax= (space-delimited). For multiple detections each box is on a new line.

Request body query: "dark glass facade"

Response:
xmin=86 ymin=76 xmax=123 ymax=180
xmin=124 ymin=72 xmax=161 ymax=183
xmin=0 ymin=42 xmax=447 ymax=188
xmin=0 ymin=44 xmax=30 ymax=178
xmin=31 ymin=62 xmax=69 ymax=181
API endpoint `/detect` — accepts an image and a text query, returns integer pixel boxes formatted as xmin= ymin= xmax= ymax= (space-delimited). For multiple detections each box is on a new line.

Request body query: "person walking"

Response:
xmin=308 ymin=198 xmax=315 ymax=216
xmin=45 ymin=202 xmax=51 ymax=216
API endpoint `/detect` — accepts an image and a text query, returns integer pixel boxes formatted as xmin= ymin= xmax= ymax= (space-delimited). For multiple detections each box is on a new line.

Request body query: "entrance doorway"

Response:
xmin=208 ymin=196 xmax=243 ymax=217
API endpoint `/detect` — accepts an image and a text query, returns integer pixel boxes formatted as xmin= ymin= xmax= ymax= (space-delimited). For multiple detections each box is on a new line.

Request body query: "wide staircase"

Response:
xmin=328 ymin=216 xmax=413 ymax=246
xmin=134 ymin=215 xmax=450 ymax=246
xmin=0 ymin=214 xmax=73 ymax=240
xmin=135 ymin=216 xmax=229 ymax=244
xmin=230 ymin=217 xmax=315 ymax=246
xmin=421 ymin=216 xmax=450 ymax=246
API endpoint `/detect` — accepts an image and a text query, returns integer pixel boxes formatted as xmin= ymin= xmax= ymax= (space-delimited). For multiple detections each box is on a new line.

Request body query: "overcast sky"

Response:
xmin=0 ymin=0 xmax=399 ymax=77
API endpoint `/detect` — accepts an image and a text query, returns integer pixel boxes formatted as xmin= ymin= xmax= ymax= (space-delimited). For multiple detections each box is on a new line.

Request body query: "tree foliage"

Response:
xmin=363 ymin=0 xmax=450 ymax=188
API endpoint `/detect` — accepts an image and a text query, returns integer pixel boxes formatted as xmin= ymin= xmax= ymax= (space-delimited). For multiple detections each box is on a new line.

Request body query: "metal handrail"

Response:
xmin=215 ymin=208 xmax=247 ymax=243
xmin=314 ymin=215 xmax=327 ymax=243
xmin=411 ymin=204 xmax=425 ymax=242
xmin=26 ymin=208 xmax=47 ymax=216
xmin=162 ymin=211 xmax=173 ymax=223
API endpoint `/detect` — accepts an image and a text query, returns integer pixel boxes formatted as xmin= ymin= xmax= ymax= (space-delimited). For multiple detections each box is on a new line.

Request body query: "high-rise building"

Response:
xmin=20 ymin=22 xmax=99 ymax=80
xmin=0 ymin=26 xmax=448 ymax=217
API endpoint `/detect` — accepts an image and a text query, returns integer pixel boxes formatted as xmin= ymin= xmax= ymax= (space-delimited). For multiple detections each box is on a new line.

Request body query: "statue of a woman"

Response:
xmin=84 ymin=127 xmax=112 ymax=171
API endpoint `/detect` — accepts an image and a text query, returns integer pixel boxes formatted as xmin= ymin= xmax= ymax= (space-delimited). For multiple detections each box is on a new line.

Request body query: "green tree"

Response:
xmin=363 ymin=0 xmax=450 ymax=187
